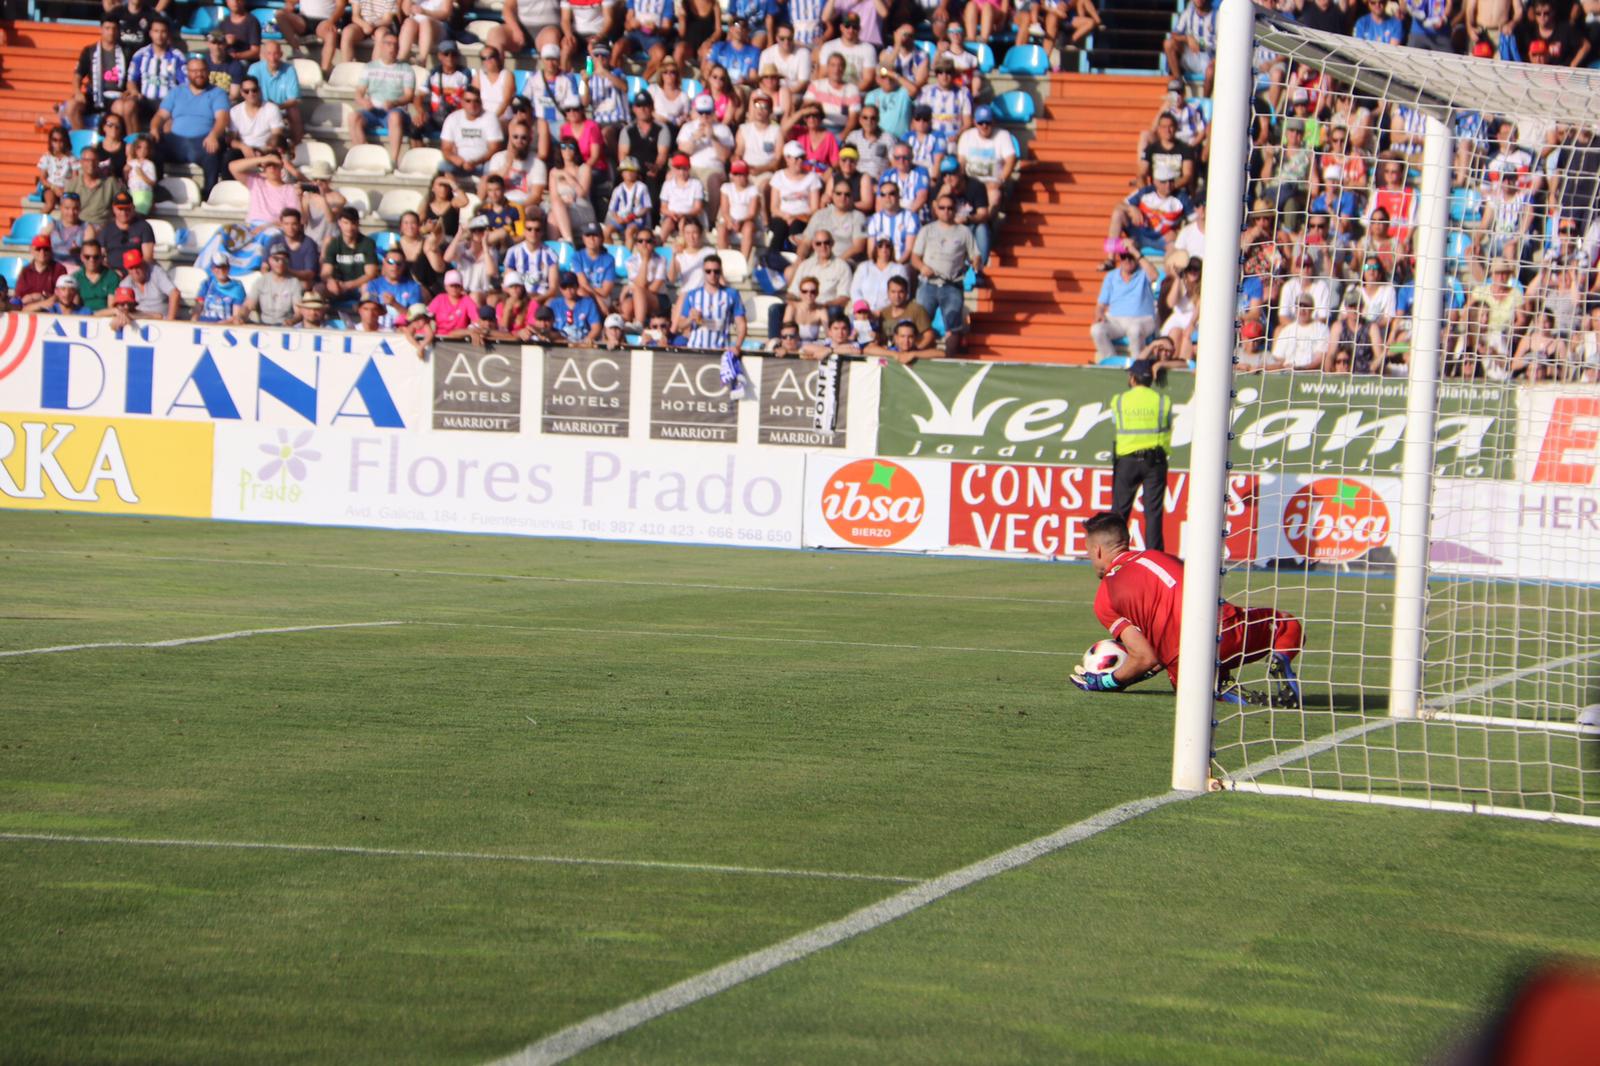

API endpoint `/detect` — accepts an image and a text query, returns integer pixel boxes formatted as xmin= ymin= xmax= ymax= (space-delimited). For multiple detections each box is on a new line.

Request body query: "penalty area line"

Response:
xmin=414 ymin=621 xmax=1076 ymax=658
xmin=0 ymin=621 xmax=407 ymax=659
xmin=0 ymin=833 xmax=921 ymax=885
xmin=489 ymin=789 xmax=1202 ymax=1066
xmin=0 ymin=547 xmax=1077 ymax=606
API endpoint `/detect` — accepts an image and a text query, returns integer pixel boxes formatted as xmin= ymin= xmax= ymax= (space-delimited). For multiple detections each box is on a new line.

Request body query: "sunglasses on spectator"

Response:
xmin=801 ymin=286 xmax=819 ymax=294
xmin=814 ymin=238 xmax=833 ymax=246
xmin=780 ymin=331 xmax=799 ymax=339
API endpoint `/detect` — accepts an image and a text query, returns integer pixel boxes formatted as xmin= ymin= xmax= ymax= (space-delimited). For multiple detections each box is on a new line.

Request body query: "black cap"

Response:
xmin=1129 ymin=359 xmax=1154 ymax=384
xmin=632 ymin=91 xmax=653 ymax=107
xmin=911 ymin=104 xmax=934 ymax=121
xmin=559 ymin=270 xmax=578 ymax=287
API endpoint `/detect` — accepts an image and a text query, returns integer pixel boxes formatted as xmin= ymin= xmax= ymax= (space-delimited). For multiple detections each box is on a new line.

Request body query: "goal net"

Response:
xmin=1179 ymin=10 xmax=1600 ymax=825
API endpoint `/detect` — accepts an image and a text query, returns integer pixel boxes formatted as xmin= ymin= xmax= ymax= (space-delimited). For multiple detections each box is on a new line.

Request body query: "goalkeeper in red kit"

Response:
xmin=1069 ymin=512 xmax=1303 ymax=705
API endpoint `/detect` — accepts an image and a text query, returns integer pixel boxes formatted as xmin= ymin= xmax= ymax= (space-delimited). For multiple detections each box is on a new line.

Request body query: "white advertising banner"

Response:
xmin=1516 ymin=387 xmax=1600 ymax=487
xmin=801 ymin=454 xmax=952 ymax=552
xmin=1430 ymin=479 xmax=1600 ymax=582
xmin=1248 ymin=473 xmax=1404 ymax=565
xmin=211 ymin=424 xmax=806 ymax=548
xmin=0 ymin=315 xmax=433 ymax=430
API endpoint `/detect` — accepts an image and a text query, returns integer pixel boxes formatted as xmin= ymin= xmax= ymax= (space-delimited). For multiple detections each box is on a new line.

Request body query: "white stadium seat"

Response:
xmin=172 ymin=265 xmax=206 ymax=302
xmin=146 ymin=217 xmax=177 ymax=257
xmin=335 ymin=186 xmax=372 ymax=215
xmin=376 ymin=188 xmax=423 ymax=224
xmin=326 ymin=62 xmax=367 ymax=90
xmin=336 ymin=144 xmax=394 ymax=178
xmin=206 ymin=181 xmax=250 ymax=210
xmin=157 ymin=177 xmax=202 ymax=209
xmin=291 ymin=58 xmax=324 ymax=92
xmin=396 ymin=147 xmax=443 ymax=177
xmin=718 ymin=248 xmax=749 ymax=284
xmin=294 ymin=138 xmax=337 ymax=173
xmin=307 ymin=100 xmax=353 ymax=136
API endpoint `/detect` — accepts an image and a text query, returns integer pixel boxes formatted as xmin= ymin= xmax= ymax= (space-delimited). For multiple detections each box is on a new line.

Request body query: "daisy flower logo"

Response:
xmin=257 ymin=429 xmax=322 ymax=486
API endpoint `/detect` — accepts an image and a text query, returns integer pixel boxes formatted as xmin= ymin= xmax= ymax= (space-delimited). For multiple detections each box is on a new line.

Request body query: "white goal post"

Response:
xmin=1172 ymin=3 xmax=1600 ymax=826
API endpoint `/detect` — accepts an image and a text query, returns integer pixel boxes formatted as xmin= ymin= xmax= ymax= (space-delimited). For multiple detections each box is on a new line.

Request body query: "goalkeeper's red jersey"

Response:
xmin=1092 ymin=548 xmax=1232 ymax=686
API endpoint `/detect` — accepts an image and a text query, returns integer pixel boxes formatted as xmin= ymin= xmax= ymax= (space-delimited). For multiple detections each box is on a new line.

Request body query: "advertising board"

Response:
xmin=0 ymin=411 xmax=213 ymax=517
xmin=801 ymin=455 xmax=952 ymax=551
xmin=948 ymin=463 xmax=1259 ymax=561
xmin=1517 ymin=389 xmax=1600 ymax=486
xmin=432 ymin=342 xmax=521 ymax=432
xmin=212 ymin=424 xmax=804 ymax=548
xmin=0 ymin=316 xmax=432 ymax=429
xmin=1430 ymin=479 xmax=1600 ymax=582
xmin=876 ymin=362 xmax=1515 ymax=478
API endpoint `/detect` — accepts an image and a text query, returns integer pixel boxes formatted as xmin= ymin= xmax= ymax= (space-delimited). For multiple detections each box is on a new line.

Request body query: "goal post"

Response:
xmin=1172 ymin=5 xmax=1600 ymax=824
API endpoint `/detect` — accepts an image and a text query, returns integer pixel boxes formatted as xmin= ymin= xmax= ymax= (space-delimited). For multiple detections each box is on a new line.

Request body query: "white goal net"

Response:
xmin=1183 ymin=11 xmax=1600 ymax=825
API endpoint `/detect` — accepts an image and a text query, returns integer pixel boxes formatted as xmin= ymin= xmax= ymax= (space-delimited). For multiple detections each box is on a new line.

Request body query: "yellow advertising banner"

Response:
xmin=0 ymin=412 xmax=213 ymax=518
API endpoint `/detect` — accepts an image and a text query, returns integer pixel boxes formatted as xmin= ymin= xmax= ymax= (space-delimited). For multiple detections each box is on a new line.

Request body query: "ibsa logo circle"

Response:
xmin=1283 ymin=477 xmax=1391 ymax=562
xmin=822 ymin=459 xmax=925 ymax=545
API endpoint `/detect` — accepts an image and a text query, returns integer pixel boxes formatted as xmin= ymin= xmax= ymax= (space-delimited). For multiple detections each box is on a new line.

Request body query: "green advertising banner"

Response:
xmin=876 ymin=363 xmax=1515 ymax=479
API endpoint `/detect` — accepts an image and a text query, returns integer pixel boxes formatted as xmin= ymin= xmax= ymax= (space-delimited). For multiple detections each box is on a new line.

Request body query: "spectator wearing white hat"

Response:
xmin=494 ymin=271 xmax=533 ymax=337
xmin=766 ymin=140 xmax=821 ymax=263
xmin=599 ymin=312 xmax=630 ymax=349
xmin=25 ymin=274 xmax=88 ymax=317
xmin=677 ymin=94 xmax=734 ymax=218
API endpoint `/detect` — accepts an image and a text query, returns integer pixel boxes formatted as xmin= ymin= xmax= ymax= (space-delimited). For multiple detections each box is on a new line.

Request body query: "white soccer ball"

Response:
xmin=1578 ymin=705 xmax=1600 ymax=729
xmin=1082 ymin=639 xmax=1128 ymax=674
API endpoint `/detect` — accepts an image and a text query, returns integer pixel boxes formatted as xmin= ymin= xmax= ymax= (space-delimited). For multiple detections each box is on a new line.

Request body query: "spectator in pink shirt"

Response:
xmin=229 ymin=149 xmax=303 ymax=230
xmin=427 ymin=269 xmax=483 ymax=337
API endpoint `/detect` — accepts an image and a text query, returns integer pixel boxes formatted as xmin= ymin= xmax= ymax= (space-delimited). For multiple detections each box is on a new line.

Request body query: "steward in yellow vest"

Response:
xmin=1110 ymin=359 xmax=1174 ymax=551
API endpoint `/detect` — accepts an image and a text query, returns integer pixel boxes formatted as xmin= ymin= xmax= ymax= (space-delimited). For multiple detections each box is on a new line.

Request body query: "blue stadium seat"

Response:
xmin=1098 ymin=354 xmax=1133 ymax=369
xmin=1449 ymin=186 xmax=1484 ymax=224
xmin=514 ymin=69 xmax=532 ymax=94
xmin=915 ymin=40 xmax=937 ymax=61
xmin=69 ymin=128 xmax=99 ymax=154
xmin=964 ymin=42 xmax=995 ymax=73
xmin=991 ymin=91 xmax=1035 ymax=125
xmin=626 ymin=75 xmax=648 ymax=100
xmin=252 ymin=8 xmax=283 ymax=39
xmin=2 ymin=213 xmax=51 ymax=248
xmin=930 ymin=304 xmax=946 ymax=336
xmin=608 ymin=244 xmax=630 ymax=279
xmin=546 ymin=239 xmax=574 ymax=268
xmin=999 ymin=45 xmax=1049 ymax=76
xmin=182 ymin=5 xmax=227 ymax=34
xmin=372 ymin=230 xmax=400 ymax=254
xmin=682 ymin=78 xmax=703 ymax=100
xmin=0 ymin=256 xmax=24 ymax=287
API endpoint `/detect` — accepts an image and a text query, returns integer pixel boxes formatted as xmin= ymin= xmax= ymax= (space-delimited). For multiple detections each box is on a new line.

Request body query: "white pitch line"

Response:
xmin=489 ymin=790 xmax=1202 ymax=1066
xmin=0 ymin=547 xmax=1076 ymax=605
xmin=0 ymin=833 xmax=921 ymax=885
xmin=413 ymin=621 xmax=1075 ymax=658
xmin=0 ymin=621 xmax=406 ymax=659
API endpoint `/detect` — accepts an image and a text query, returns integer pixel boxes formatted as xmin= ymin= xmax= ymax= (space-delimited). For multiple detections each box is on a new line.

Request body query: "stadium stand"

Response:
xmin=6 ymin=0 xmax=1599 ymax=378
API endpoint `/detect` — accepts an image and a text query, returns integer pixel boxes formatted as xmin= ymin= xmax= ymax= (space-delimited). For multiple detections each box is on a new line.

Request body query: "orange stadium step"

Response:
xmin=970 ymin=70 xmax=1169 ymax=365
xmin=0 ymin=20 xmax=97 ymax=233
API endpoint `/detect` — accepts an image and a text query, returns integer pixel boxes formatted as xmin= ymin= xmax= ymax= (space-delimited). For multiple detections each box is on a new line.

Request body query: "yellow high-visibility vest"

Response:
xmin=1112 ymin=386 xmax=1173 ymax=457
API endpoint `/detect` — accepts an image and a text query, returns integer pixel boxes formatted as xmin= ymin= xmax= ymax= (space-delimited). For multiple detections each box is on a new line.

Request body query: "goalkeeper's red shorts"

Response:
xmin=1217 ymin=605 xmax=1303 ymax=671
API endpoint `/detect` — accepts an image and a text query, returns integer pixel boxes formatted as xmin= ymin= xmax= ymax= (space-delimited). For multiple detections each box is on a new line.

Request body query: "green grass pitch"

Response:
xmin=1 ymin=511 xmax=1596 ymax=1064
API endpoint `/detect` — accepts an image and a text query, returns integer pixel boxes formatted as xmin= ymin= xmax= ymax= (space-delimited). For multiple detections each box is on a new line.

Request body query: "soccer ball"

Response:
xmin=1082 ymin=639 xmax=1128 ymax=674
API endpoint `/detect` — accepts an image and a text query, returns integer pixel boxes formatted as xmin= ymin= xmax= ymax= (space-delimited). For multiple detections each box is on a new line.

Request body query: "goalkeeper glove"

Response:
xmin=1070 ymin=665 xmax=1125 ymax=692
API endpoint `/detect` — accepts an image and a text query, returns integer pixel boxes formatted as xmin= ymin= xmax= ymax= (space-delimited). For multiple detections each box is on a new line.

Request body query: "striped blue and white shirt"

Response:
xmin=628 ymin=0 xmax=674 ymax=28
xmin=130 ymin=45 xmax=186 ymax=101
xmin=888 ymin=165 xmax=931 ymax=210
xmin=867 ymin=208 xmax=921 ymax=259
xmin=1174 ymin=1 xmax=1215 ymax=50
xmin=915 ymin=83 xmax=971 ymax=139
xmin=525 ymin=70 xmax=583 ymax=123
xmin=589 ymin=72 xmax=628 ymax=125
xmin=679 ymin=283 xmax=746 ymax=348
xmin=606 ymin=179 xmax=654 ymax=228
xmin=788 ymin=0 xmax=827 ymax=47
xmin=503 ymin=240 xmax=560 ymax=285
xmin=906 ymin=129 xmax=947 ymax=173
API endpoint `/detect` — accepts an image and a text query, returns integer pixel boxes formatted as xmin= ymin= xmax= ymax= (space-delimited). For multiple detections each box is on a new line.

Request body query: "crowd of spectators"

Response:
xmin=1091 ymin=0 xmax=1600 ymax=382
xmin=8 ymin=0 xmax=1025 ymax=361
